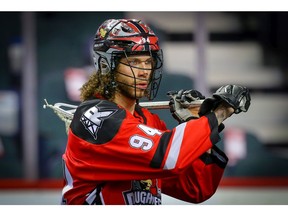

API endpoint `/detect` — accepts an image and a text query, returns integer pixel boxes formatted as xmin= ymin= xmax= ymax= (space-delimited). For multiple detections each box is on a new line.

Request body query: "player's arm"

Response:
xmin=162 ymin=84 xmax=250 ymax=203
xmin=161 ymin=144 xmax=228 ymax=203
xmin=167 ymin=89 xmax=224 ymax=154
xmin=168 ymin=85 xmax=251 ymax=146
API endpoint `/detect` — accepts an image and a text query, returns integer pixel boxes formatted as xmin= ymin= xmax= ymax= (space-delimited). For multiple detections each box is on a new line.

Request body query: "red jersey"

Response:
xmin=61 ymin=99 xmax=228 ymax=205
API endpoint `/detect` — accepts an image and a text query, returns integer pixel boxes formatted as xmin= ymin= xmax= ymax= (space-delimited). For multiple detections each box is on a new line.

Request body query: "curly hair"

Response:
xmin=79 ymin=71 xmax=116 ymax=102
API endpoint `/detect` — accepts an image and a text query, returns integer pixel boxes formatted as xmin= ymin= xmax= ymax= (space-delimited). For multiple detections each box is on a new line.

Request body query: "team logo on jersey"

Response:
xmin=123 ymin=179 xmax=161 ymax=205
xmin=80 ymin=105 xmax=116 ymax=140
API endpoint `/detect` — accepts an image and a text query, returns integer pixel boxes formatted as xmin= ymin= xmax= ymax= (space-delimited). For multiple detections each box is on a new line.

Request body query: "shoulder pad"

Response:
xmin=71 ymin=99 xmax=126 ymax=144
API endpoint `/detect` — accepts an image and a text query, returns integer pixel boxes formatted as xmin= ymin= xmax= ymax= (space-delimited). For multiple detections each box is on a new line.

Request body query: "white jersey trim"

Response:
xmin=164 ymin=122 xmax=186 ymax=170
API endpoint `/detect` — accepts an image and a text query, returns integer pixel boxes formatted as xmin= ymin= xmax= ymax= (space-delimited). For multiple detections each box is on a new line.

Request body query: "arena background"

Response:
xmin=0 ymin=11 xmax=288 ymax=205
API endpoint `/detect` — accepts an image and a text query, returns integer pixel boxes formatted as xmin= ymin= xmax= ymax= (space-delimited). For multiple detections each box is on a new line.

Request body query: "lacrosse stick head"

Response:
xmin=43 ymin=99 xmax=76 ymax=134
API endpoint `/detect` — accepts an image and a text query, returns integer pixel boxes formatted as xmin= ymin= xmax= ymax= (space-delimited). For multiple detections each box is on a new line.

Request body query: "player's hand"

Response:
xmin=167 ymin=89 xmax=205 ymax=123
xmin=199 ymin=84 xmax=251 ymax=117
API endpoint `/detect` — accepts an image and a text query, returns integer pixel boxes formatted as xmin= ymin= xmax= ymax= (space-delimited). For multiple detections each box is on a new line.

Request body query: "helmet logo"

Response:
xmin=99 ymin=28 xmax=107 ymax=38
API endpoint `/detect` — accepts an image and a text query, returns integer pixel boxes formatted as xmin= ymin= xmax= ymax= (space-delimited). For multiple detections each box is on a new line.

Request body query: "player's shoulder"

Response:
xmin=70 ymin=99 xmax=126 ymax=144
xmin=136 ymin=104 xmax=167 ymax=130
xmin=136 ymin=104 xmax=160 ymax=120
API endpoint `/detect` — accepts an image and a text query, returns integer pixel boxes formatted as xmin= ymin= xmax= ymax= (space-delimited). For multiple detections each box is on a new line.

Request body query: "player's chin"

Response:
xmin=134 ymin=88 xmax=146 ymax=98
xmin=136 ymin=91 xmax=146 ymax=98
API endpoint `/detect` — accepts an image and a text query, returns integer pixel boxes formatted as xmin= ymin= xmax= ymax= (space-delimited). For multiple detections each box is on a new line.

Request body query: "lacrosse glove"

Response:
xmin=199 ymin=84 xmax=251 ymax=117
xmin=167 ymin=89 xmax=205 ymax=123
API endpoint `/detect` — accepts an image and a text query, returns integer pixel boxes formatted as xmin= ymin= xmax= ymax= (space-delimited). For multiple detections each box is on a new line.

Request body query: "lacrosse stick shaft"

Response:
xmin=43 ymin=99 xmax=203 ymax=134
xmin=139 ymin=100 xmax=203 ymax=110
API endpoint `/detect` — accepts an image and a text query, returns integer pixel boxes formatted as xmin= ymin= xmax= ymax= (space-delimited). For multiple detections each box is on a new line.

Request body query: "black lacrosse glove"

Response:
xmin=198 ymin=84 xmax=251 ymax=117
xmin=167 ymin=89 xmax=205 ymax=123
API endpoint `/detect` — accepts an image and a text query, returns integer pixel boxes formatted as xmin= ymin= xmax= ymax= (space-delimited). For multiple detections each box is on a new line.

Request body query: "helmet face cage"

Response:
xmin=144 ymin=49 xmax=163 ymax=100
xmin=92 ymin=19 xmax=164 ymax=100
